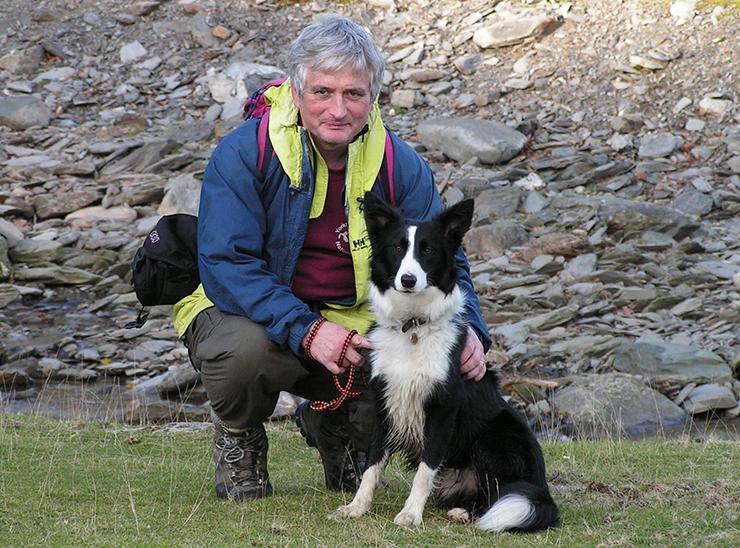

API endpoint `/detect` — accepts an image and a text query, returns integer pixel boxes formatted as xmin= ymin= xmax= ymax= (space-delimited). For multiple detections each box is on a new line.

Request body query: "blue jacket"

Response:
xmin=185 ymin=108 xmax=491 ymax=356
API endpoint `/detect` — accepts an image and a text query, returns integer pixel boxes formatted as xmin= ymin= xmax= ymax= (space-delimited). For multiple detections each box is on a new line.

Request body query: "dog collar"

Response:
xmin=401 ymin=317 xmax=427 ymax=333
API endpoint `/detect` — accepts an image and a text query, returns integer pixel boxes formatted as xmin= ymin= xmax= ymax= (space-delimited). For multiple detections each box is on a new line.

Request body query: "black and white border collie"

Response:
xmin=331 ymin=192 xmax=559 ymax=533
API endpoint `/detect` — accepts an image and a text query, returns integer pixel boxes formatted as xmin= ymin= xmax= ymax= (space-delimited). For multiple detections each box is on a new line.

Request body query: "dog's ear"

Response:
xmin=438 ymin=199 xmax=474 ymax=250
xmin=363 ymin=191 xmax=403 ymax=240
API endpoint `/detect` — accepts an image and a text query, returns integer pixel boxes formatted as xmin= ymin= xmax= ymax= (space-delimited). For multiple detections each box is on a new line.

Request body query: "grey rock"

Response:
xmin=391 ymin=89 xmax=418 ymax=109
xmin=120 ymin=41 xmax=147 ymax=64
xmin=694 ymin=260 xmax=739 ymax=280
xmin=101 ymin=140 xmax=179 ymax=175
xmin=12 ymin=266 xmax=103 ymax=285
xmin=0 ymin=46 xmax=44 ymax=75
xmin=158 ymin=173 xmax=202 ymax=216
xmin=8 ymin=240 xmax=63 ymax=266
xmin=33 ymin=189 xmax=102 ymax=220
xmin=473 ymin=187 xmax=522 ymax=223
xmin=453 ymin=53 xmax=482 ymax=75
xmin=464 ymin=221 xmax=528 ymax=257
xmin=157 ymin=364 xmax=200 ymax=397
xmin=638 ymin=133 xmax=683 ymax=159
xmin=613 ymin=338 xmax=732 ymax=383
xmin=473 ymin=15 xmax=562 ymax=49
xmin=598 ymin=196 xmax=698 ymax=238
xmin=190 ymin=13 xmax=220 ymax=49
xmin=0 ymin=95 xmax=52 ymax=130
xmin=699 ymin=95 xmax=733 ymax=117
xmin=417 ymin=118 xmax=527 ymax=165
xmin=271 ymin=392 xmax=302 ymax=419
xmin=0 ymin=285 xmax=22 ymax=308
xmin=0 ymin=220 xmax=24 ymax=246
xmin=564 ymin=253 xmax=598 ymax=279
xmin=124 ymin=398 xmax=209 ymax=424
xmin=683 ymin=384 xmax=737 ymax=414
xmin=672 ymin=189 xmax=714 ymax=217
xmin=554 ymin=373 xmax=687 ymax=439
xmin=685 ymin=118 xmax=705 ymax=132
xmin=727 ymin=156 xmax=740 ymax=174
xmin=0 ymin=238 xmax=11 ymax=280
xmin=523 ymin=192 xmax=549 ymax=213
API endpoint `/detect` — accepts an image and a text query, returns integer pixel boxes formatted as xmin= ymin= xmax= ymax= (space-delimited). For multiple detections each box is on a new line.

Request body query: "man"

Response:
xmin=173 ymin=16 xmax=492 ymax=502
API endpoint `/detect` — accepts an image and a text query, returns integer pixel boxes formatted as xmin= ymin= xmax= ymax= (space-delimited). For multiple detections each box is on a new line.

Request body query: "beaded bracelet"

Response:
xmin=303 ymin=317 xmax=327 ymax=361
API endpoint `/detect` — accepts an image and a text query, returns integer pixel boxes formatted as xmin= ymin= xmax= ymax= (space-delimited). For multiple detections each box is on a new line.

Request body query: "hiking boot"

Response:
xmin=213 ymin=423 xmax=273 ymax=501
xmin=295 ymin=401 xmax=366 ymax=492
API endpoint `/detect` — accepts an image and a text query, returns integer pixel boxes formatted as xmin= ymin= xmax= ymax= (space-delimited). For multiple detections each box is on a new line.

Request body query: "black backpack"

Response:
xmin=131 ymin=214 xmax=199 ymax=306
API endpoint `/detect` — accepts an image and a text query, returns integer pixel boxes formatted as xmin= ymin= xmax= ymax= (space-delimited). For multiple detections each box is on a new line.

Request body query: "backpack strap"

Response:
xmin=257 ymin=112 xmax=274 ymax=178
xmin=378 ymin=132 xmax=396 ymax=206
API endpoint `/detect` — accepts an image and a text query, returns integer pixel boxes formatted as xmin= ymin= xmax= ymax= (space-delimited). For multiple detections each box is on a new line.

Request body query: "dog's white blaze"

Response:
xmin=368 ymin=284 xmax=465 ymax=451
xmin=476 ymin=494 xmax=536 ymax=533
xmin=395 ymin=225 xmax=427 ymax=291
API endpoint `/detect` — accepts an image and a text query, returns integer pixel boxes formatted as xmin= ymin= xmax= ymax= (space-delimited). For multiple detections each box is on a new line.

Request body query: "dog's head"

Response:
xmin=363 ymin=192 xmax=474 ymax=297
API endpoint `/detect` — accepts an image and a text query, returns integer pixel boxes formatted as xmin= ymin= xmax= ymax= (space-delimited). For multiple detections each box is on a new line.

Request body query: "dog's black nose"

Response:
xmin=401 ymin=274 xmax=416 ymax=289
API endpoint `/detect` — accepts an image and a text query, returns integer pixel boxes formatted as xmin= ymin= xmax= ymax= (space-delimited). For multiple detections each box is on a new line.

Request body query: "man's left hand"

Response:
xmin=459 ymin=326 xmax=486 ymax=381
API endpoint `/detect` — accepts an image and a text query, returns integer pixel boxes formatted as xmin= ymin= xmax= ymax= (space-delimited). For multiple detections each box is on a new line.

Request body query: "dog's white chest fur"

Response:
xmin=368 ymin=285 xmax=465 ymax=452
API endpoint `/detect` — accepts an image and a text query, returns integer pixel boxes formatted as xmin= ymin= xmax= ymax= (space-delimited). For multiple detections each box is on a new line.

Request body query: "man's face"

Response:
xmin=291 ymin=65 xmax=374 ymax=155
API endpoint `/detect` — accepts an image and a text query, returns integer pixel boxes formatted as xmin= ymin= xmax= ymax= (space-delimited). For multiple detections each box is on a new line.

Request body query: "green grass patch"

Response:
xmin=1 ymin=415 xmax=738 ymax=546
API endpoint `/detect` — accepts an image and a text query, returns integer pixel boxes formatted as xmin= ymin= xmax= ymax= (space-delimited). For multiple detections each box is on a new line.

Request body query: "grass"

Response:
xmin=0 ymin=415 xmax=738 ymax=547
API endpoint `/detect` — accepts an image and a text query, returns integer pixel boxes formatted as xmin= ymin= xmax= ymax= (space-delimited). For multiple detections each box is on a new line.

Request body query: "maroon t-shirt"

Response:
xmin=292 ymin=168 xmax=355 ymax=302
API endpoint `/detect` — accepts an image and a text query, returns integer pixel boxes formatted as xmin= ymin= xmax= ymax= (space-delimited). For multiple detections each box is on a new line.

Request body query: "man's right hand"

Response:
xmin=303 ymin=320 xmax=372 ymax=375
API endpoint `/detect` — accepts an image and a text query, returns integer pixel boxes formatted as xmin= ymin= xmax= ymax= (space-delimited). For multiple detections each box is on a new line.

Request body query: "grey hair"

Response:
xmin=288 ymin=16 xmax=385 ymax=99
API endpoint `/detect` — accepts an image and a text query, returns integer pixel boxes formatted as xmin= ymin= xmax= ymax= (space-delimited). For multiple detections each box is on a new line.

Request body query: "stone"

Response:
xmin=157 ymin=364 xmax=200 ymax=396
xmin=0 ymin=46 xmax=44 ymax=75
xmin=473 ymin=15 xmax=562 ymax=49
xmin=33 ymin=189 xmax=103 ymax=220
xmin=638 ymin=133 xmax=683 ymax=159
xmin=607 ymin=133 xmax=633 ymax=151
xmin=124 ymin=398 xmax=209 ymax=424
xmin=417 ymin=117 xmax=527 ymax=165
xmin=65 ymin=205 xmax=138 ymax=228
xmin=101 ymin=140 xmax=179 ymax=176
xmin=464 ymin=221 xmax=528 ymax=257
xmin=670 ymin=0 xmax=697 ymax=20
xmin=699 ymin=95 xmax=732 ymax=117
xmin=453 ymin=54 xmax=481 ymax=75
xmin=613 ymin=338 xmax=732 ymax=383
xmin=685 ymin=118 xmax=705 ymax=132
xmin=473 ymin=187 xmax=522 ymax=223
xmin=120 ymin=41 xmax=148 ymax=64
xmin=513 ymin=173 xmax=545 ymax=191
xmin=672 ymin=189 xmax=714 ymax=217
xmin=564 ymin=253 xmax=598 ymax=280
xmin=683 ymin=384 xmax=737 ymax=414
xmin=212 ymin=25 xmax=231 ymax=40
xmin=0 ymin=285 xmax=22 ymax=308
xmin=8 ymin=240 xmax=63 ymax=266
xmin=598 ymin=196 xmax=698 ymax=238
xmin=727 ymin=156 xmax=740 ymax=174
xmin=523 ymin=192 xmax=549 ymax=214
xmin=0 ymin=95 xmax=52 ymax=130
xmin=126 ymin=2 xmax=161 ymax=17
xmin=33 ymin=67 xmax=76 ymax=83
xmin=553 ymin=373 xmax=687 ymax=439
xmin=190 ymin=13 xmax=220 ymax=48
xmin=12 ymin=266 xmax=103 ymax=285
xmin=390 ymin=89 xmax=417 ymax=109
xmin=158 ymin=173 xmax=201 ymax=216
xmin=0 ymin=220 xmax=24 ymax=246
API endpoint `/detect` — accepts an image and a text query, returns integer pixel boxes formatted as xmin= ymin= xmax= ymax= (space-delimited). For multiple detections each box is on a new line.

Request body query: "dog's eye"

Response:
xmin=423 ymin=246 xmax=433 ymax=255
xmin=394 ymin=244 xmax=404 ymax=255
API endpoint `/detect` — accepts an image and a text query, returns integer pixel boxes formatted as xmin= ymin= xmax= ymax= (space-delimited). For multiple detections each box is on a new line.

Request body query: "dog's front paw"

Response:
xmin=329 ymin=504 xmax=366 ymax=521
xmin=394 ymin=510 xmax=422 ymax=527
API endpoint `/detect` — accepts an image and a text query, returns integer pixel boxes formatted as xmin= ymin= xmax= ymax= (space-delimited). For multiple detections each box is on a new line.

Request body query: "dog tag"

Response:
xmin=410 ymin=332 xmax=418 ymax=345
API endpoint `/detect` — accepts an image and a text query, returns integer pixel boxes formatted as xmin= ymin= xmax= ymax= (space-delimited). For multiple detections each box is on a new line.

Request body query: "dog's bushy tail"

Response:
xmin=476 ymin=481 xmax=559 ymax=533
